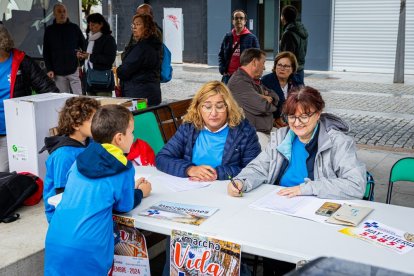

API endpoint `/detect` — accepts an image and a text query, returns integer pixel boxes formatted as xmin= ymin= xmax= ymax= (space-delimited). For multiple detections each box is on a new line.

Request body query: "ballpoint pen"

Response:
xmin=228 ymin=174 xmax=243 ymax=196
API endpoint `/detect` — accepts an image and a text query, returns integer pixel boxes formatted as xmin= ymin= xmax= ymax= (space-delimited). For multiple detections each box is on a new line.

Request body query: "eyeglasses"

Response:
xmin=284 ymin=112 xmax=316 ymax=124
xmin=233 ymin=16 xmax=245 ymax=20
xmin=276 ymin=64 xmax=292 ymax=70
xmin=201 ymin=103 xmax=227 ymax=113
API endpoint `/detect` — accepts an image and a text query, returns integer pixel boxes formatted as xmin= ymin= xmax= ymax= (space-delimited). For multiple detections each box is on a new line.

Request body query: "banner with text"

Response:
xmin=170 ymin=230 xmax=241 ymax=276
xmin=340 ymin=220 xmax=414 ymax=254
xmin=112 ymin=216 xmax=150 ymax=275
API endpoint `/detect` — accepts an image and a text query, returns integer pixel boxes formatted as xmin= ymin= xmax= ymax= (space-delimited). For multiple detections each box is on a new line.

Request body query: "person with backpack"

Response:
xmin=40 ymin=97 xmax=100 ymax=223
xmin=218 ymin=9 xmax=260 ymax=84
xmin=117 ymin=14 xmax=162 ymax=106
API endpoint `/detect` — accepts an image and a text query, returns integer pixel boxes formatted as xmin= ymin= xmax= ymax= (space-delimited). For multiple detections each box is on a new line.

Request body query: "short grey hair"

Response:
xmin=53 ymin=2 xmax=66 ymax=12
xmin=0 ymin=25 xmax=14 ymax=52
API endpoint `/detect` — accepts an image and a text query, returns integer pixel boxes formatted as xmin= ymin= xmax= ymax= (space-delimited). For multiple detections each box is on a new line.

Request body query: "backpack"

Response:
xmin=160 ymin=44 xmax=173 ymax=83
xmin=0 ymin=172 xmax=39 ymax=223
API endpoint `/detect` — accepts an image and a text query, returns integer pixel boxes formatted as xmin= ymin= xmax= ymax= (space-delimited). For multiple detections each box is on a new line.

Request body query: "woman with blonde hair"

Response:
xmin=156 ymin=80 xmax=261 ymax=181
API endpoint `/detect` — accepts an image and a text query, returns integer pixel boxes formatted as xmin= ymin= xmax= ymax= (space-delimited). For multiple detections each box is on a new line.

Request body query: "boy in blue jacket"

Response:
xmin=41 ymin=96 xmax=100 ymax=223
xmin=44 ymin=104 xmax=152 ymax=276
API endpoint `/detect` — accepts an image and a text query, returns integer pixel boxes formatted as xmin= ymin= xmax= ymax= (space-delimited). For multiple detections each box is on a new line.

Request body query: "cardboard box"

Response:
xmin=4 ymin=93 xmax=76 ymax=179
xmin=95 ymin=97 xmax=147 ymax=111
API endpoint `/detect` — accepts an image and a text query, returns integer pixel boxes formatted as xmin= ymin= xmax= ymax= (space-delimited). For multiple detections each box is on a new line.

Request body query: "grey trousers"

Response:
xmin=55 ymin=70 xmax=82 ymax=95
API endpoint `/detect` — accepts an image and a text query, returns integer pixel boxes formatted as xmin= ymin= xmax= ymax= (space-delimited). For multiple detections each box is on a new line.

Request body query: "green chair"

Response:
xmin=363 ymin=171 xmax=375 ymax=201
xmin=132 ymin=104 xmax=178 ymax=155
xmin=386 ymin=157 xmax=414 ymax=204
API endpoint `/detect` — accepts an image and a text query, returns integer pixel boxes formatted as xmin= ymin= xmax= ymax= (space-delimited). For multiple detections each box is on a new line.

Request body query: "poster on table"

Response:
xmin=170 ymin=230 xmax=241 ymax=276
xmin=139 ymin=201 xmax=219 ymax=226
xmin=339 ymin=220 xmax=414 ymax=254
xmin=111 ymin=215 xmax=151 ymax=276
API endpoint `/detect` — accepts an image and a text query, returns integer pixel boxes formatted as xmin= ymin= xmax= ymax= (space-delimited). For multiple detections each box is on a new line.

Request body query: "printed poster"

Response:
xmin=339 ymin=220 xmax=414 ymax=254
xmin=139 ymin=201 xmax=219 ymax=226
xmin=170 ymin=230 xmax=241 ymax=276
xmin=111 ymin=215 xmax=151 ymax=275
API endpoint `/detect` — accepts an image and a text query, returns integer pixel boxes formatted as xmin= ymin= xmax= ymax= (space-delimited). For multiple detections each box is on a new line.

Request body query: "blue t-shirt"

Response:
xmin=43 ymin=146 xmax=87 ymax=223
xmin=192 ymin=125 xmax=229 ymax=168
xmin=280 ymin=136 xmax=309 ymax=187
xmin=44 ymin=162 xmax=135 ymax=275
xmin=0 ymin=52 xmax=12 ymax=134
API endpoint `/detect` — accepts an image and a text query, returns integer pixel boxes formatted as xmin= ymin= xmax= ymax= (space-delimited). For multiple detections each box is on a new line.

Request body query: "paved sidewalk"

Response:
xmin=161 ymin=64 xmax=414 ymax=152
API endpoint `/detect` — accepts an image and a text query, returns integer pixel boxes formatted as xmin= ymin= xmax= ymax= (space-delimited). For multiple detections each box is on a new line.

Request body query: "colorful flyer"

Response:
xmin=111 ymin=217 xmax=151 ymax=275
xmin=339 ymin=220 xmax=414 ymax=254
xmin=170 ymin=230 xmax=241 ymax=276
xmin=138 ymin=201 xmax=219 ymax=226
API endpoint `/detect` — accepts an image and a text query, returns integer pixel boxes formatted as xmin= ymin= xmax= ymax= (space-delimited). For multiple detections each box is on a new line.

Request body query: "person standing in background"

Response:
xmin=43 ymin=3 xmax=86 ymax=94
xmin=117 ymin=14 xmax=162 ymax=106
xmin=280 ymin=5 xmax=308 ymax=86
xmin=219 ymin=10 xmax=260 ymax=84
xmin=77 ymin=13 xmax=116 ymax=97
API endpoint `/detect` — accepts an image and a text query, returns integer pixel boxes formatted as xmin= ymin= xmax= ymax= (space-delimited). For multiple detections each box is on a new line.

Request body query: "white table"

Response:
xmin=125 ymin=166 xmax=414 ymax=274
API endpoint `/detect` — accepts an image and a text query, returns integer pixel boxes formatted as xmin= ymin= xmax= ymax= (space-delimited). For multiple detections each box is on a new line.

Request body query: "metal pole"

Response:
xmin=393 ymin=0 xmax=406 ymax=83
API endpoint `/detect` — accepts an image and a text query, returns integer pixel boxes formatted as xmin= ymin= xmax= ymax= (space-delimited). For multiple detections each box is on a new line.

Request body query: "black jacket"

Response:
xmin=43 ymin=19 xmax=86 ymax=75
xmin=280 ymin=21 xmax=308 ymax=71
xmin=117 ymin=35 xmax=162 ymax=106
xmin=218 ymin=31 xmax=260 ymax=75
xmin=11 ymin=49 xmax=59 ymax=98
xmin=39 ymin=136 xmax=90 ymax=155
xmin=89 ymin=34 xmax=116 ymax=70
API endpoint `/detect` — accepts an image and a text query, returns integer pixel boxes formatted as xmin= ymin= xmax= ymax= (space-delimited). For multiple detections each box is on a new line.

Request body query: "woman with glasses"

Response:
xmin=261 ymin=51 xmax=300 ymax=128
xmin=156 ymin=81 xmax=261 ymax=181
xmin=117 ymin=13 xmax=162 ymax=106
xmin=228 ymin=86 xmax=366 ymax=199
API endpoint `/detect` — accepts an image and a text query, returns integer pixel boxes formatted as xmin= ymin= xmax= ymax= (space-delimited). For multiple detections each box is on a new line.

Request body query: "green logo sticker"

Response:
xmin=12 ymin=145 xmax=18 ymax=152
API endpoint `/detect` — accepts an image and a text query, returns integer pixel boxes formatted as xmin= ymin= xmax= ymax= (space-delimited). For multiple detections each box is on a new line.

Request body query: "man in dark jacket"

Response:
xmin=218 ymin=10 xmax=260 ymax=84
xmin=227 ymin=48 xmax=278 ymax=149
xmin=43 ymin=3 xmax=86 ymax=94
xmin=0 ymin=25 xmax=59 ymax=171
xmin=280 ymin=5 xmax=308 ymax=85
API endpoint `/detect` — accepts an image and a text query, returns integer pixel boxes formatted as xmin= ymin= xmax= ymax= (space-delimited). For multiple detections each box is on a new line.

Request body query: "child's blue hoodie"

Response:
xmin=44 ymin=142 xmax=142 ymax=276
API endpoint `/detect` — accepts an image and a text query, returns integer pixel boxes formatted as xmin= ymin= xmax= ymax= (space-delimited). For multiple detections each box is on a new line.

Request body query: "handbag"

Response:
xmin=86 ymin=67 xmax=112 ymax=89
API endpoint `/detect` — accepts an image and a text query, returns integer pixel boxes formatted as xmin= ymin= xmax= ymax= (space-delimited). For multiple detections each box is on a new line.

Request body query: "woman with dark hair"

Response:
xmin=228 ymin=86 xmax=366 ymax=200
xmin=117 ymin=14 xmax=162 ymax=106
xmin=261 ymin=51 xmax=300 ymax=127
xmin=77 ymin=13 xmax=116 ymax=96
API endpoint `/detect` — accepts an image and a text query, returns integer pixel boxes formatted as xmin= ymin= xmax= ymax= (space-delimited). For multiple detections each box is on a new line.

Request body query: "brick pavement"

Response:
xmin=161 ymin=64 xmax=414 ymax=151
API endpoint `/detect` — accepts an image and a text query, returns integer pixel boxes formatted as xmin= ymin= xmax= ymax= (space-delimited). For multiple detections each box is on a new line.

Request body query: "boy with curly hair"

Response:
xmin=45 ymin=104 xmax=151 ymax=275
xmin=40 ymin=96 xmax=100 ymax=223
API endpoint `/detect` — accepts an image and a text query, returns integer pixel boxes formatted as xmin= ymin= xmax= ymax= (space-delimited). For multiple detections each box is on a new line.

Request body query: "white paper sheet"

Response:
xmin=150 ymin=175 xmax=212 ymax=192
xmin=249 ymin=189 xmax=355 ymax=224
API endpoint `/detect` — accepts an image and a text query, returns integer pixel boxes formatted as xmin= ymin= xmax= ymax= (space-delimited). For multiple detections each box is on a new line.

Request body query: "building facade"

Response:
xmin=106 ymin=0 xmax=413 ymax=74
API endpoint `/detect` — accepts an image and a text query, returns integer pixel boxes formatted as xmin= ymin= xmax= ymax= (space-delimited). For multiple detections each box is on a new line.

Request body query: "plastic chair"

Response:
xmin=386 ymin=157 xmax=414 ymax=204
xmin=363 ymin=171 xmax=375 ymax=201
xmin=132 ymin=104 xmax=178 ymax=155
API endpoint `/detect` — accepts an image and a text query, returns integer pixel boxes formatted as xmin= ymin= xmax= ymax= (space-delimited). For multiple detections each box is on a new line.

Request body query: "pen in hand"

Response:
xmin=228 ymin=174 xmax=243 ymax=196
